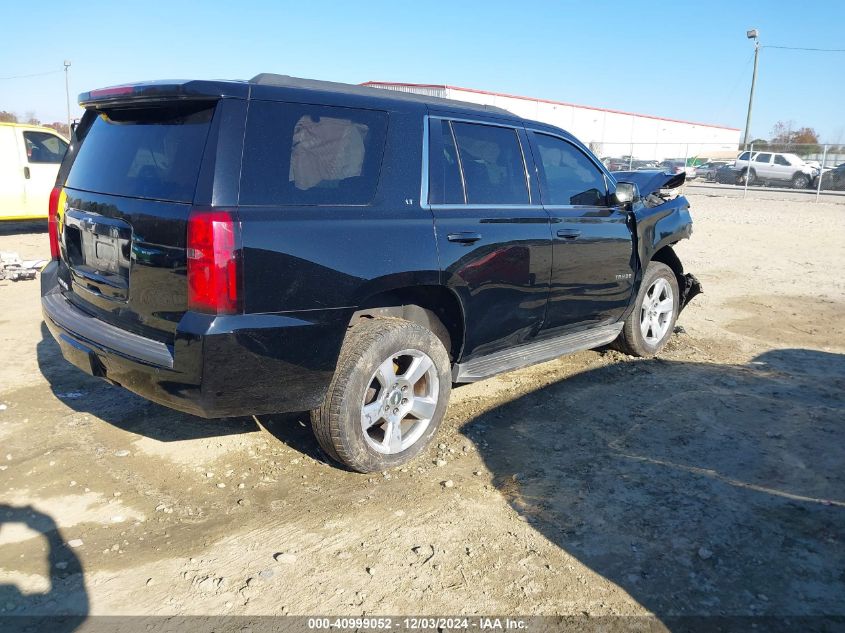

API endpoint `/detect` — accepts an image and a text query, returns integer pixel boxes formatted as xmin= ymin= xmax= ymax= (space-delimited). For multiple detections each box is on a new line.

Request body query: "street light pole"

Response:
xmin=63 ymin=60 xmax=71 ymax=137
xmin=743 ymin=30 xmax=760 ymax=148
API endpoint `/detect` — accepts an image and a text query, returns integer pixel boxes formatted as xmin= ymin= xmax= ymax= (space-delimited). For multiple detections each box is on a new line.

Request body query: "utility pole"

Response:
xmin=743 ymin=30 xmax=760 ymax=148
xmin=64 ymin=60 xmax=71 ymax=137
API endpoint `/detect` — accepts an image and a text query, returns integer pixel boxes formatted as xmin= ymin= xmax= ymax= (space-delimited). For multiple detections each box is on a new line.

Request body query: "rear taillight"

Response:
xmin=186 ymin=209 xmax=242 ymax=315
xmin=48 ymin=186 xmax=62 ymax=260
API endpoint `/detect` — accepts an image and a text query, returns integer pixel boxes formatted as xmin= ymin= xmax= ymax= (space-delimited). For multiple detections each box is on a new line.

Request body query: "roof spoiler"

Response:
xmin=79 ymin=80 xmax=249 ymax=107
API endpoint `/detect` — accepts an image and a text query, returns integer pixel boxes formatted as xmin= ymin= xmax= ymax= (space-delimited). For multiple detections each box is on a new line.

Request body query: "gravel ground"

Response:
xmin=0 ymin=194 xmax=843 ymax=626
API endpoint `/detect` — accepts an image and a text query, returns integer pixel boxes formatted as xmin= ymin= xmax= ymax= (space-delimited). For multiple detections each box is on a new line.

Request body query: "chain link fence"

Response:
xmin=595 ymin=142 xmax=845 ymax=203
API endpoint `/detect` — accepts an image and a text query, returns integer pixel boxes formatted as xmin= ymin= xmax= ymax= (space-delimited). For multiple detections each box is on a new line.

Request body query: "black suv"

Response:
xmin=42 ymin=74 xmax=700 ymax=472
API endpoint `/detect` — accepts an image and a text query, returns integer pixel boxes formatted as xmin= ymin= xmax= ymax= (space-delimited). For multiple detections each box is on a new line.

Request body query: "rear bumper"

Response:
xmin=40 ymin=261 xmax=348 ymax=418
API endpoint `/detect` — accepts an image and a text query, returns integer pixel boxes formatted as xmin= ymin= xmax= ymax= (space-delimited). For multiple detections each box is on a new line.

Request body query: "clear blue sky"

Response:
xmin=2 ymin=0 xmax=843 ymax=142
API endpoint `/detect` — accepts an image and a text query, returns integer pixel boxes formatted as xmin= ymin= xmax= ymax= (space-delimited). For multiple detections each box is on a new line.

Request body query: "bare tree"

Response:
xmin=770 ymin=120 xmax=820 ymax=153
xmin=44 ymin=122 xmax=70 ymax=138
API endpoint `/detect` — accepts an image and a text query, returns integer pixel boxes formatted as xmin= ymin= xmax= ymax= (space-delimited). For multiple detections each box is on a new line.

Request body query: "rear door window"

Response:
xmin=450 ymin=122 xmax=529 ymax=205
xmin=24 ymin=131 xmax=67 ymax=164
xmin=66 ymin=103 xmax=214 ymax=202
xmin=531 ymin=132 xmax=608 ymax=206
xmin=240 ymin=101 xmax=388 ymax=206
xmin=428 ymin=119 xmax=465 ymax=204
xmin=754 ymin=153 xmax=772 ymax=163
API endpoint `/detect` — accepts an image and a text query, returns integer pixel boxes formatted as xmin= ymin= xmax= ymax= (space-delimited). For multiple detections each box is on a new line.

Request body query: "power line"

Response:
xmin=763 ymin=45 xmax=845 ymax=53
xmin=0 ymin=69 xmax=63 ymax=80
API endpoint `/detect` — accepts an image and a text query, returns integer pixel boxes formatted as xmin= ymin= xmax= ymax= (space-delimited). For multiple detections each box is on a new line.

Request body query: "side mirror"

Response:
xmin=613 ymin=182 xmax=639 ymax=208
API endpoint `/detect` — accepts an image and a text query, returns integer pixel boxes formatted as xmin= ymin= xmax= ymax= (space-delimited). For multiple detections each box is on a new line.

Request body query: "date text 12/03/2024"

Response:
xmin=306 ymin=617 xmax=529 ymax=630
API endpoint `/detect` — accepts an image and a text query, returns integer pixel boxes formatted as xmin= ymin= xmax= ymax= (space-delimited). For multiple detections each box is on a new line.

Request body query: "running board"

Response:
xmin=452 ymin=323 xmax=623 ymax=383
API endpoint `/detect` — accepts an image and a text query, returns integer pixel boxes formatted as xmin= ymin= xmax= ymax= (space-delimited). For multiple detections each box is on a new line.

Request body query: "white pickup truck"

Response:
xmin=0 ymin=122 xmax=68 ymax=221
xmin=734 ymin=150 xmax=819 ymax=189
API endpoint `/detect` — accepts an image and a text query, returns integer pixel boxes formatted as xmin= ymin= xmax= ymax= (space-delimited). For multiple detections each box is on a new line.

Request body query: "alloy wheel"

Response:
xmin=360 ymin=349 xmax=439 ymax=454
xmin=640 ymin=277 xmax=674 ymax=345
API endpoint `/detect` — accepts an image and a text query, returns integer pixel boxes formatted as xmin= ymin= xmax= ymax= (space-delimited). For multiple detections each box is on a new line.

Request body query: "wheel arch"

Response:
xmin=792 ymin=170 xmax=810 ymax=186
xmin=349 ymin=285 xmax=466 ymax=362
xmin=649 ymin=244 xmax=702 ymax=311
xmin=650 ymin=245 xmax=685 ymax=292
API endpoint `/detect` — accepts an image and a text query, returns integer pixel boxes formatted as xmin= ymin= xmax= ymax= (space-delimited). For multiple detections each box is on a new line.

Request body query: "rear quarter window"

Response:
xmin=239 ymin=101 xmax=388 ymax=206
xmin=66 ymin=103 xmax=214 ymax=203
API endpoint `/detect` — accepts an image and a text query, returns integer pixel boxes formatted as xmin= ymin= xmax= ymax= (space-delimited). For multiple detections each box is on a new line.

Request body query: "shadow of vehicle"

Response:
xmin=0 ymin=221 xmax=47 ymax=237
xmin=35 ymin=322 xmax=258 ymax=442
xmin=464 ymin=348 xmax=845 ymax=625
xmin=0 ymin=505 xmax=88 ymax=632
xmin=36 ymin=322 xmax=328 ymax=462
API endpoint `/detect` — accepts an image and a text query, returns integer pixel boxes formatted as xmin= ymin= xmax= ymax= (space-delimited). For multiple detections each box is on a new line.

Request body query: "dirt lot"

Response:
xmin=1 ymin=194 xmax=843 ymax=627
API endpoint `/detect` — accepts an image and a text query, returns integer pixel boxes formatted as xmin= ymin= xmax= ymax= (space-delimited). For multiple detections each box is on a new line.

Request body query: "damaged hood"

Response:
xmin=612 ymin=170 xmax=686 ymax=196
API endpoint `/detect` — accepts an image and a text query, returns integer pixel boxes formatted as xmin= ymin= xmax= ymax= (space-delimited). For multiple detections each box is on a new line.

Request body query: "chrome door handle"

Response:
xmin=447 ymin=232 xmax=482 ymax=244
xmin=556 ymin=229 xmax=581 ymax=239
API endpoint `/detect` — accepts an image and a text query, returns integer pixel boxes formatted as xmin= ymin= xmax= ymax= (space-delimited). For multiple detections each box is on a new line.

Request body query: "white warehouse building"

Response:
xmin=363 ymin=81 xmax=741 ymax=162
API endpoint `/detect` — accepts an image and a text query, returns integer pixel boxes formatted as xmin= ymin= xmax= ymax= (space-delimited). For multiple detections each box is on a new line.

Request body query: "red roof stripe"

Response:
xmin=361 ymin=81 xmax=741 ymax=132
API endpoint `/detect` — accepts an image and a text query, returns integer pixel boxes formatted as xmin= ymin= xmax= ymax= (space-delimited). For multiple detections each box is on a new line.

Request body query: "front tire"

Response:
xmin=791 ymin=173 xmax=810 ymax=189
xmin=311 ymin=317 xmax=451 ymax=473
xmin=738 ymin=168 xmax=755 ymax=186
xmin=613 ymin=262 xmax=679 ymax=357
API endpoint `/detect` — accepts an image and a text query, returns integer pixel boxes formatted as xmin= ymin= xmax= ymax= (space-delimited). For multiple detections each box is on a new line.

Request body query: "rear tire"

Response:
xmin=310 ymin=317 xmax=451 ymax=473
xmin=613 ymin=262 xmax=679 ymax=357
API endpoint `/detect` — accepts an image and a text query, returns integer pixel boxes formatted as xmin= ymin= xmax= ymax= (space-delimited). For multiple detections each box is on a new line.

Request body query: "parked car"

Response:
xmin=631 ymin=159 xmax=659 ymax=170
xmin=734 ymin=151 xmax=818 ymax=188
xmin=42 ymin=74 xmax=701 ymax=472
xmin=0 ymin=122 xmax=68 ymax=221
xmin=659 ymin=160 xmax=697 ymax=180
xmin=816 ymin=163 xmax=845 ymax=191
xmin=603 ymin=157 xmax=631 ymax=171
xmin=696 ymin=161 xmax=731 ymax=182
xmin=715 ymin=164 xmax=741 ymax=184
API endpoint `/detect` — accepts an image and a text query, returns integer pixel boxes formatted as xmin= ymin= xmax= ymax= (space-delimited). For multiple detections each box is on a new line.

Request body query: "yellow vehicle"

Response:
xmin=0 ymin=122 xmax=68 ymax=220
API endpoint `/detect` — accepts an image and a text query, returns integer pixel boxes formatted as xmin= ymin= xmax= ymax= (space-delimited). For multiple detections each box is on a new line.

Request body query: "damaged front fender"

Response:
xmin=680 ymin=272 xmax=703 ymax=311
xmin=613 ymin=170 xmax=702 ymax=310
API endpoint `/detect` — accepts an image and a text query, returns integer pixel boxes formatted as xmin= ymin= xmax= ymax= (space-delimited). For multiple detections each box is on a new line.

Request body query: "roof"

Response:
xmin=362 ymin=82 xmax=741 ymax=131
xmin=78 ymin=75 xmax=516 ymax=120
xmin=250 ymin=74 xmax=514 ymax=118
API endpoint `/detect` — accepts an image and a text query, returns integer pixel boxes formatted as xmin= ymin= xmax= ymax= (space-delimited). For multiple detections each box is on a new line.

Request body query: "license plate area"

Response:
xmin=63 ymin=208 xmax=132 ymax=301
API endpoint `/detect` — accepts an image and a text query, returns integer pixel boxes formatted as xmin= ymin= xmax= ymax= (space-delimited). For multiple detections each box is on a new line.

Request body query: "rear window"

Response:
xmin=240 ymin=101 xmax=388 ymax=206
xmin=66 ymin=103 xmax=214 ymax=203
xmin=428 ymin=119 xmax=465 ymax=204
xmin=450 ymin=122 xmax=529 ymax=205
